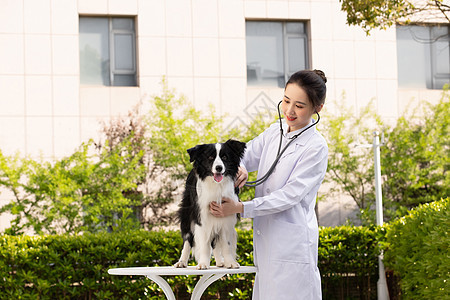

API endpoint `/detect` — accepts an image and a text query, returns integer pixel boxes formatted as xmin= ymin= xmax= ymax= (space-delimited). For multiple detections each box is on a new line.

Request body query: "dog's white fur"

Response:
xmin=194 ymin=174 xmax=239 ymax=269
xmin=174 ymin=143 xmax=241 ymax=270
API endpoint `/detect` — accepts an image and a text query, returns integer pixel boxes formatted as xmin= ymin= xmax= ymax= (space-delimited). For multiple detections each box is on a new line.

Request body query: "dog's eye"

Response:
xmin=208 ymin=156 xmax=215 ymax=161
xmin=221 ymin=155 xmax=227 ymax=161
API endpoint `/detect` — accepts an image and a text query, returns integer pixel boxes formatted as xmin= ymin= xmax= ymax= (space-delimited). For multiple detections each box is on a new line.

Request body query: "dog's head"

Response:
xmin=187 ymin=139 xmax=246 ymax=182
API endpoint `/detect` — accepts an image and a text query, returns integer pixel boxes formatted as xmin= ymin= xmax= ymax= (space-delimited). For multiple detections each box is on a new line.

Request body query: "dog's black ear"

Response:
xmin=187 ymin=146 xmax=198 ymax=163
xmin=225 ymin=139 xmax=246 ymax=159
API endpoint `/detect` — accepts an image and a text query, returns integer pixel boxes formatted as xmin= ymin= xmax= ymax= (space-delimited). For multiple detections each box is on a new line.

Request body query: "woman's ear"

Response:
xmin=315 ymin=104 xmax=324 ymax=113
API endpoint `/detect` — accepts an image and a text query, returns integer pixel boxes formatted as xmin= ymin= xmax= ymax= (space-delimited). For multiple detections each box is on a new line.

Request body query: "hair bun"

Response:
xmin=313 ymin=69 xmax=327 ymax=84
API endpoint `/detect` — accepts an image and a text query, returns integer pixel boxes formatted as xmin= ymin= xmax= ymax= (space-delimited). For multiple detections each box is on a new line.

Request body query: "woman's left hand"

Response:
xmin=210 ymin=197 xmax=243 ymax=218
xmin=235 ymin=166 xmax=248 ymax=188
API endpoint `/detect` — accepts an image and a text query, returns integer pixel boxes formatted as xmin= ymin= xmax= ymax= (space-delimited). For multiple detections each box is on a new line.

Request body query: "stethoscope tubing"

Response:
xmin=244 ymin=101 xmax=320 ymax=187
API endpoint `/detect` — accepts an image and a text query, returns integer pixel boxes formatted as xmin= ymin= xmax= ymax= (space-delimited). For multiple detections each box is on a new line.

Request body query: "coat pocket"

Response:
xmin=269 ymin=218 xmax=310 ymax=263
xmin=268 ymin=261 xmax=313 ymax=300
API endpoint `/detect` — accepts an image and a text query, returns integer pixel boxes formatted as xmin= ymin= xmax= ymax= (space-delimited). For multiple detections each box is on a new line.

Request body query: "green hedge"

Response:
xmin=0 ymin=230 xmax=254 ymax=300
xmin=384 ymin=198 xmax=449 ymax=299
xmin=0 ymin=227 xmax=381 ymax=299
xmin=320 ymin=226 xmax=383 ymax=299
xmin=2 ymin=202 xmax=448 ymax=299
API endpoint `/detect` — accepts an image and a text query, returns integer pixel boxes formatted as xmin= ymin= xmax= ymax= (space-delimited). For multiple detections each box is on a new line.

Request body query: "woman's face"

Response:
xmin=281 ymin=83 xmax=323 ymax=132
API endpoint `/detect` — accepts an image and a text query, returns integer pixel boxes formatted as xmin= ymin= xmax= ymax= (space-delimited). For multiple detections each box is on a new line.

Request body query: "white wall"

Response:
xmin=0 ymin=0 xmax=446 ymax=230
xmin=1 ymin=0 xmax=445 ymax=158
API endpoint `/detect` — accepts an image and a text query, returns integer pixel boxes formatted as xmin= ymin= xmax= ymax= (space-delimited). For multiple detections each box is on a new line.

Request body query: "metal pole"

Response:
xmin=373 ymin=131 xmax=389 ymax=300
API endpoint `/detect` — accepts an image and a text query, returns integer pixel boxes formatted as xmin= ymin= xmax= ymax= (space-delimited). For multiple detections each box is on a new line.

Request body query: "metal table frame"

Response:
xmin=108 ymin=266 xmax=257 ymax=300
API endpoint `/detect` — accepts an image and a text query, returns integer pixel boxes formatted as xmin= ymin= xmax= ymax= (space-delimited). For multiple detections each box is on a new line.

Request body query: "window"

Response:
xmin=396 ymin=24 xmax=450 ymax=89
xmin=79 ymin=17 xmax=137 ymax=86
xmin=246 ymin=21 xmax=309 ymax=88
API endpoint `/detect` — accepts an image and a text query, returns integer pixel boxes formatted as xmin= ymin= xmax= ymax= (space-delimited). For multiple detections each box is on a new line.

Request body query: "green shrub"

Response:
xmin=0 ymin=136 xmax=145 ymax=235
xmin=147 ymin=79 xmax=226 ymax=179
xmin=323 ymin=93 xmax=449 ymax=225
xmin=0 ymin=80 xmax=274 ymax=234
xmin=319 ymin=225 xmax=383 ymax=299
xmin=382 ymin=95 xmax=450 ymax=219
xmin=322 ymin=98 xmax=384 ymax=222
xmin=384 ymin=198 xmax=449 ymax=299
xmin=0 ymin=227 xmax=382 ymax=299
xmin=145 ymin=80 xmax=273 ymax=209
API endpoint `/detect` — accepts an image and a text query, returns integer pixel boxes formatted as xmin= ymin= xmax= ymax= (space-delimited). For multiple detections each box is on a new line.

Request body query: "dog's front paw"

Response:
xmin=215 ymin=261 xmax=225 ymax=267
xmin=174 ymin=261 xmax=188 ymax=268
xmin=224 ymin=261 xmax=240 ymax=269
xmin=196 ymin=263 xmax=210 ymax=270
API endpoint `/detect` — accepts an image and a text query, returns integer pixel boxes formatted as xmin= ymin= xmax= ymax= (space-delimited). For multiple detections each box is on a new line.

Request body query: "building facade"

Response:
xmin=0 ymin=0 xmax=448 ymax=229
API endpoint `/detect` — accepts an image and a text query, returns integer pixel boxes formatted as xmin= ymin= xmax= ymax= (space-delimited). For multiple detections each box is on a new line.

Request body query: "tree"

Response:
xmin=381 ymin=93 xmax=450 ymax=219
xmin=144 ymin=79 xmax=273 ymax=225
xmin=0 ymin=77 xmax=276 ymax=234
xmin=0 ymin=137 xmax=145 ymax=235
xmin=94 ymin=78 xmax=272 ymax=229
xmin=323 ymin=91 xmax=449 ymax=224
xmin=321 ymin=97 xmax=386 ymax=224
xmin=340 ymin=0 xmax=450 ymax=34
xmin=147 ymin=79 xmax=226 ymax=178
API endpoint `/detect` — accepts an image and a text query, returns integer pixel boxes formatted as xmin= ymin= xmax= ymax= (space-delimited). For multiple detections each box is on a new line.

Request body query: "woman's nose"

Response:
xmin=286 ymin=103 xmax=295 ymax=114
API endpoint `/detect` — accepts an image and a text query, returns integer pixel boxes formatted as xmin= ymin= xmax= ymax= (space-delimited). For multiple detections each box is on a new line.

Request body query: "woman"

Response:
xmin=210 ymin=69 xmax=328 ymax=299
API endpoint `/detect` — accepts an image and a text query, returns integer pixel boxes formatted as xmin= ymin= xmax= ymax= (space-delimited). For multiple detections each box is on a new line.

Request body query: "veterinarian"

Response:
xmin=210 ymin=69 xmax=328 ymax=299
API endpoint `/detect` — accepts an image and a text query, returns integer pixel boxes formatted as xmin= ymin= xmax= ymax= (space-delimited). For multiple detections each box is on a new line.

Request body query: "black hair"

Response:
xmin=285 ymin=69 xmax=327 ymax=110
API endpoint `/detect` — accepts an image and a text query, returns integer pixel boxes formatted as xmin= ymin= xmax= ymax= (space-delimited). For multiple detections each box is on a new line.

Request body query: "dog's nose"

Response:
xmin=215 ymin=165 xmax=223 ymax=173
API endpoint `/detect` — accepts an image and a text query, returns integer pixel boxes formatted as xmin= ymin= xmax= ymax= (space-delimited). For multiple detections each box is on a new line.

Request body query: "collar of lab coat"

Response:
xmin=281 ymin=118 xmax=317 ymax=146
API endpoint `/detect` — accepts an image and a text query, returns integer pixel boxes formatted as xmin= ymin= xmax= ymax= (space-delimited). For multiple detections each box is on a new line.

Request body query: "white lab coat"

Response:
xmin=241 ymin=119 xmax=328 ymax=300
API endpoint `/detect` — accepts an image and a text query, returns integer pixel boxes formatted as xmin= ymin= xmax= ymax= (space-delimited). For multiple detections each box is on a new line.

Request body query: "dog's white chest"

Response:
xmin=196 ymin=176 xmax=236 ymax=205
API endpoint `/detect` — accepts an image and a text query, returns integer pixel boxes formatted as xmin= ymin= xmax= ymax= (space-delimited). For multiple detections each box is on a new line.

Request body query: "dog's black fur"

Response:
xmin=174 ymin=139 xmax=246 ymax=269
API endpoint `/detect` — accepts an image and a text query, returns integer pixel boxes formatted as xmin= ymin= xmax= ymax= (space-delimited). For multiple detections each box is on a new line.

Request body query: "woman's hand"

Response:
xmin=235 ymin=166 xmax=248 ymax=188
xmin=210 ymin=197 xmax=243 ymax=218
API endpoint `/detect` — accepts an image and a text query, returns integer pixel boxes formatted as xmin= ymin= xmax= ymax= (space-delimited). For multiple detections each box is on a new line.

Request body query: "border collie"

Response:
xmin=174 ymin=139 xmax=246 ymax=270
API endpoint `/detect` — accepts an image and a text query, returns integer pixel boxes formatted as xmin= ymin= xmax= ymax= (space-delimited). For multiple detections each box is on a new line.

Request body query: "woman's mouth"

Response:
xmin=286 ymin=115 xmax=297 ymax=121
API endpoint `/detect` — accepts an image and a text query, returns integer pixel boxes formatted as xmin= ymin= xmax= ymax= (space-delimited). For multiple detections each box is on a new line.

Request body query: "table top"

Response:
xmin=108 ymin=266 xmax=257 ymax=276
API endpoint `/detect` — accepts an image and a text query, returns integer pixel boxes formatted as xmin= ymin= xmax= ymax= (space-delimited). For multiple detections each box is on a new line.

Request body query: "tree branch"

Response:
xmin=434 ymin=0 xmax=450 ymax=22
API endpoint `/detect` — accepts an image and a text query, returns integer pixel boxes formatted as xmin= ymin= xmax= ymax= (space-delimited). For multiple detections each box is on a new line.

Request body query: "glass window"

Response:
xmin=79 ymin=17 xmax=137 ymax=86
xmin=246 ymin=21 xmax=309 ymax=88
xmin=396 ymin=24 xmax=450 ymax=89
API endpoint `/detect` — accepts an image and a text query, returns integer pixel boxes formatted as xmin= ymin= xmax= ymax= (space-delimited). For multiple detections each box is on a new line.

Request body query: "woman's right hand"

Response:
xmin=235 ymin=166 xmax=248 ymax=188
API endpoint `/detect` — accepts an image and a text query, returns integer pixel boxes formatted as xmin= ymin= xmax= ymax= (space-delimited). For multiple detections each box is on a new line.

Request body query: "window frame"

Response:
xmin=109 ymin=18 xmax=137 ymax=86
xmin=282 ymin=22 xmax=309 ymax=84
xmin=429 ymin=24 xmax=450 ymax=89
xmin=79 ymin=16 xmax=138 ymax=87
xmin=245 ymin=20 xmax=310 ymax=88
xmin=396 ymin=23 xmax=450 ymax=90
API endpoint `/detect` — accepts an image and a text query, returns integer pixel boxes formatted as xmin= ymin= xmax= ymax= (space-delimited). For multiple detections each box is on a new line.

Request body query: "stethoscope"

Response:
xmin=244 ymin=100 xmax=320 ymax=187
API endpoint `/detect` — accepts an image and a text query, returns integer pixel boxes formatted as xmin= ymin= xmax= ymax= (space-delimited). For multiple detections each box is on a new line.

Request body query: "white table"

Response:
xmin=108 ymin=266 xmax=257 ymax=300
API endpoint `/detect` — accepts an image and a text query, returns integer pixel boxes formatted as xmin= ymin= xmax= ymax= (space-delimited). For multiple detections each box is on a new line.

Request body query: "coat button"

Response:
xmin=256 ymin=230 xmax=261 ymax=235
xmin=266 ymin=188 xmax=270 ymax=193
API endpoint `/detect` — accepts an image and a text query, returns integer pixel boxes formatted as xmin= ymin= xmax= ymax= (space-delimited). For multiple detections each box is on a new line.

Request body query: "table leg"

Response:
xmin=191 ymin=273 xmax=225 ymax=300
xmin=146 ymin=274 xmax=176 ymax=300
